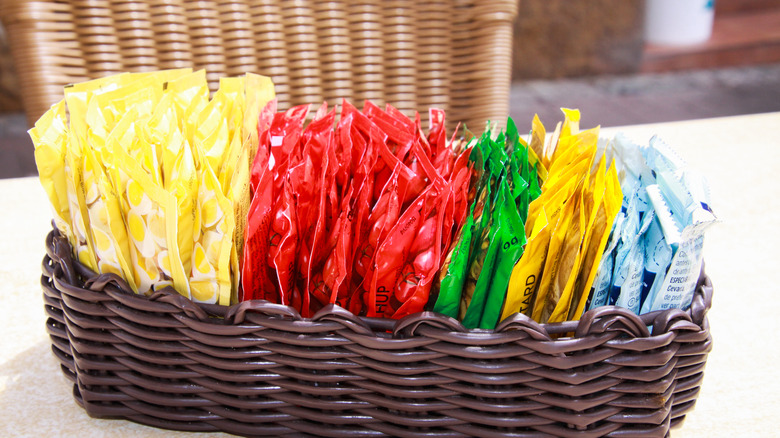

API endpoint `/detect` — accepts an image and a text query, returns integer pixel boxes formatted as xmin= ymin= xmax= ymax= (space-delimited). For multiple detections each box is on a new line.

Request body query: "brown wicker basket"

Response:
xmin=1 ymin=0 xmax=517 ymax=130
xmin=41 ymin=226 xmax=713 ymax=438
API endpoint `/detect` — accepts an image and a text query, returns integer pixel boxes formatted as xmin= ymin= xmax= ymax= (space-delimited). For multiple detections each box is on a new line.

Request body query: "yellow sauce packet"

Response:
xmin=215 ymin=76 xmax=246 ymax=189
xmin=81 ymin=144 xmax=138 ymax=292
xmin=531 ymin=178 xmax=582 ymax=323
xmin=109 ymin=144 xmax=189 ymax=297
xmin=219 ymin=74 xmax=275 ymax=303
xmin=29 ymin=101 xmax=73 ymax=245
xmin=560 ymin=108 xmax=580 ymax=136
xmin=165 ymin=70 xmax=210 ymax=142
xmin=144 ymin=93 xmax=178 ymax=183
xmin=190 ymin=144 xmax=235 ymax=305
xmin=145 ymin=99 xmax=197 ymax=292
xmin=529 ymin=114 xmax=546 ymax=169
xmin=243 ymin=73 xmax=276 ymax=164
xmin=63 ymin=73 xmax=133 ymax=140
xmin=502 ymin=209 xmax=550 ymax=318
xmin=568 ymin=163 xmax=622 ymax=320
xmin=503 ymin=170 xmax=581 ymax=321
xmin=195 ymin=90 xmax=232 ymax=176
xmin=63 ymin=129 xmax=99 ymax=271
xmin=546 ymin=158 xmax=605 ymax=323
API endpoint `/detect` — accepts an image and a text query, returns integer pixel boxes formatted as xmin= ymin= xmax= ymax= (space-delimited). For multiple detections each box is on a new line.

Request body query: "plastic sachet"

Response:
xmin=243 ymin=104 xmax=309 ymax=305
xmin=463 ymin=140 xmax=528 ymax=328
xmin=32 ymin=69 xmax=274 ymax=306
xmin=363 ymin=111 xmax=461 ymax=319
xmin=29 ymin=101 xmax=74 ymax=255
xmin=504 ymin=109 xmax=622 ymax=324
xmin=640 ymin=137 xmax=716 ymax=312
xmin=587 ymin=133 xmax=654 ymax=311
xmin=110 ymin=136 xmax=189 ymax=295
xmin=429 ymin=119 xmax=536 ymax=329
xmin=82 ymin=128 xmax=138 ymax=292
xmin=432 ymin=145 xmax=482 ymax=319
xmin=243 ymin=100 xmax=472 ymax=319
xmin=585 ymin=134 xmax=716 ymax=316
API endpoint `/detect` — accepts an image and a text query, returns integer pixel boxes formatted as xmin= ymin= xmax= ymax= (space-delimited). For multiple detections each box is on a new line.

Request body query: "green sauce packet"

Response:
xmin=478 ymin=179 xmax=526 ymax=329
xmin=461 ymin=172 xmax=505 ymax=329
xmin=433 ymin=212 xmax=474 ymax=317
xmin=433 ymin=117 xmax=544 ymax=328
xmin=432 ymin=147 xmax=485 ymax=317
xmin=459 ymin=176 xmax=493 ymax=321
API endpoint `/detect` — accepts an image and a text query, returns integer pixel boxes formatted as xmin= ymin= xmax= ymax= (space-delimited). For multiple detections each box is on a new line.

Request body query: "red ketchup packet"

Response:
xmin=243 ymin=100 xmax=473 ymax=321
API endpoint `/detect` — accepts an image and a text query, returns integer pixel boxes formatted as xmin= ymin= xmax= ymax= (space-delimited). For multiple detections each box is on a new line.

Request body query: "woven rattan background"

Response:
xmin=0 ymin=0 xmax=516 ymax=129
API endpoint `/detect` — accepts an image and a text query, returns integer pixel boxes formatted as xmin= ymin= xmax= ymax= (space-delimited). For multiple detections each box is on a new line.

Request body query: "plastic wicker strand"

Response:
xmin=0 ymin=0 xmax=517 ymax=131
xmin=40 ymin=227 xmax=712 ymax=438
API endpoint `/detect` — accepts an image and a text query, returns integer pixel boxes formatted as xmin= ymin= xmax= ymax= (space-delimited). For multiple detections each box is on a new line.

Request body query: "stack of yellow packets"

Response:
xmin=29 ymin=69 xmax=275 ymax=305
xmin=501 ymin=109 xmax=623 ymax=324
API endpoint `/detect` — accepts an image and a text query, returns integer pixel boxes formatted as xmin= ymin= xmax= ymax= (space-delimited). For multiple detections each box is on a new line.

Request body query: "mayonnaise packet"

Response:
xmin=63 ymin=129 xmax=99 ymax=271
xmin=191 ymin=144 xmax=236 ymax=305
xmin=109 ymin=144 xmax=189 ymax=296
xmin=195 ymin=86 xmax=232 ymax=176
xmin=81 ymin=144 xmax=138 ymax=292
xmin=166 ymin=70 xmax=210 ymax=141
xmin=29 ymin=101 xmax=73 ymax=245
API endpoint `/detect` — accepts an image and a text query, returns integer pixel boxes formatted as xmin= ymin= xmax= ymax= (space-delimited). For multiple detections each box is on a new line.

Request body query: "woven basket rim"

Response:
xmin=44 ymin=228 xmax=713 ymax=342
xmin=40 ymin=226 xmax=714 ymax=436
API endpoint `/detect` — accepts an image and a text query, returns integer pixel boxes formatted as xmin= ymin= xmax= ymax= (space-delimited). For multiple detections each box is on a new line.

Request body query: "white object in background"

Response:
xmin=645 ymin=0 xmax=715 ymax=46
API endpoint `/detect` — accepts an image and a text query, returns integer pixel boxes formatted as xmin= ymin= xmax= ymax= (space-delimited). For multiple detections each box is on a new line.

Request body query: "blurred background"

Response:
xmin=2 ymin=0 xmax=780 ymax=178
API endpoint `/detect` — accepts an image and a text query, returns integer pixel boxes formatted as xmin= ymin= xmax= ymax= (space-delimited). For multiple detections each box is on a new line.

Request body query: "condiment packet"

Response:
xmin=504 ymin=109 xmax=622 ymax=324
xmin=639 ymin=137 xmax=716 ymax=312
xmin=32 ymin=69 xmax=273 ymax=307
xmin=29 ymin=101 xmax=73 ymax=251
xmin=584 ymin=134 xmax=716 ymax=316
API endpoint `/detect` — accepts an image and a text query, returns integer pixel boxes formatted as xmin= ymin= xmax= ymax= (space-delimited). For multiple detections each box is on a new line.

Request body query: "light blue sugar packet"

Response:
xmin=586 ymin=211 xmax=623 ymax=311
xmin=582 ymin=134 xmax=715 ymax=318
xmin=639 ymin=214 xmax=672 ymax=314
xmin=640 ymin=137 xmax=717 ymax=312
xmin=587 ymin=134 xmax=650 ymax=314
xmin=610 ymin=198 xmax=654 ymax=313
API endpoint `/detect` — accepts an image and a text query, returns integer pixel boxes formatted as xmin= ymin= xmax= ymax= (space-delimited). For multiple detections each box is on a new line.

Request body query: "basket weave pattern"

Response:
xmin=1 ymin=0 xmax=517 ymax=129
xmin=41 ymin=229 xmax=712 ymax=437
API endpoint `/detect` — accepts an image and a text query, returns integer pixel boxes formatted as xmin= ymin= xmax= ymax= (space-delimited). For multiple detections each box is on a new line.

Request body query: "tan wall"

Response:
xmin=512 ymin=0 xmax=645 ymax=80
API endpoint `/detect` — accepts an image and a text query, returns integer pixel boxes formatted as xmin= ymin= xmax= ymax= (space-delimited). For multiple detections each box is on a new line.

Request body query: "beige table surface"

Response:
xmin=1 ymin=112 xmax=778 ymax=437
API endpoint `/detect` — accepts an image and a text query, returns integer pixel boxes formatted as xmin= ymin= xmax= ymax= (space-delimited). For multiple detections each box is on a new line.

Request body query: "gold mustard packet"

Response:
xmin=502 ymin=109 xmax=623 ymax=324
